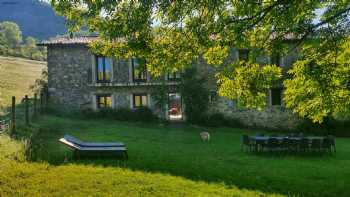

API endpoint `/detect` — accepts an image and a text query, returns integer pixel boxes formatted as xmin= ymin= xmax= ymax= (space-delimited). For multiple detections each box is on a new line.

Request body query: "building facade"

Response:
xmin=39 ymin=36 xmax=301 ymax=130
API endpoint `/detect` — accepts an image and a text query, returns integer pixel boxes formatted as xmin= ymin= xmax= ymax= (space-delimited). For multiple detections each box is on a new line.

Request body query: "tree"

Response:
xmin=180 ymin=67 xmax=210 ymax=123
xmin=51 ymin=0 xmax=350 ymax=122
xmin=0 ymin=21 xmax=22 ymax=48
xmin=284 ymin=36 xmax=350 ymax=123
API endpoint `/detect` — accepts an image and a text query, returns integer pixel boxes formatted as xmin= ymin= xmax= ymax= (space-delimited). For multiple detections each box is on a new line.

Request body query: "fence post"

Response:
xmin=40 ymin=92 xmax=44 ymax=114
xmin=11 ymin=96 xmax=16 ymax=135
xmin=25 ymin=95 xmax=29 ymax=126
xmin=33 ymin=93 xmax=37 ymax=118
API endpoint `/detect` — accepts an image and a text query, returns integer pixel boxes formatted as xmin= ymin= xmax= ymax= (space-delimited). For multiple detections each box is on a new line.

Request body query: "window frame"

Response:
xmin=132 ymin=58 xmax=147 ymax=83
xmin=238 ymin=49 xmax=250 ymax=62
xmin=133 ymin=93 xmax=148 ymax=108
xmin=96 ymin=56 xmax=112 ymax=83
xmin=96 ymin=94 xmax=112 ymax=109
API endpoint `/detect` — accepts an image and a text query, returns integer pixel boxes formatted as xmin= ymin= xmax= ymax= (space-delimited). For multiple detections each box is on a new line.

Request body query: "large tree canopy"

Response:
xmin=51 ymin=0 xmax=350 ymax=122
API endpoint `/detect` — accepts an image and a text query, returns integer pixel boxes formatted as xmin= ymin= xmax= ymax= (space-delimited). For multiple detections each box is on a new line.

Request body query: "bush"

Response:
xmin=297 ymin=118 xmax=350 ymax=137
xmin=199 ymin=113 xmax=243 ymax=128
xmin=80 ymin=107 xmax=158 ymax=122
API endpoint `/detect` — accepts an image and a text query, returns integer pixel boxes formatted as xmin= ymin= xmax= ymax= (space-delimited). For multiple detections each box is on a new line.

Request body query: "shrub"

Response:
xmin=80 ymin=107 xmax=158 ymax=122
xmin=203 ymin=113 xmax=227 ymax=127
xmin=297 ymin=118 xmax=350 ymax=137
xmin=133 ymin=107 xmax=158 ymax=122
xmin=199 ymin=113 xmax=243 ymax=128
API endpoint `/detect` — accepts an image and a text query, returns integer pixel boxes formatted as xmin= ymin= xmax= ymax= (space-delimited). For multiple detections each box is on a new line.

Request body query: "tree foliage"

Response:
xmin=51 ymin=0 xmax=350 ymax=123
xmin=0 ymin=21 xmax=46 ymax=61
xmin=180 ymin=67 xmax=209 ymax=123
xmin=284 ymin=37 xmax=350 ymax=123
xmin=218 ymin=62 xmax=282 ymax=110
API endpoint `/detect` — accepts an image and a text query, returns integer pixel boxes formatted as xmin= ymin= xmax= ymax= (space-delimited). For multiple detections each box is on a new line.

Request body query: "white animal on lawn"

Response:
xmin=200 ymin=132 xmax=210 ymax=142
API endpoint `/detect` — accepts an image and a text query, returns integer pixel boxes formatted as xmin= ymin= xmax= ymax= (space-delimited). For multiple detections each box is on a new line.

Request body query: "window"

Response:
xmin=96 ymin=56 xmax=112 ymax=82
xmin=271 ymin=53 xmax=281 ymax=66
xmin=132 ymin=58 xmax=147 ymax=82
xmin=96 ymin=95 xmax=112 ymax=109
xmin=168 ymin=71 xmax=181 ymax=81
xmin=238 ymin=49 xmax=250 ymax=61
xmin=209 ymin=91 xmax=218 ymax=103
xmin=133 ymin=94 xmax=148 ymax=108
xmin=271 ymin=88 xmax=282 ymax=106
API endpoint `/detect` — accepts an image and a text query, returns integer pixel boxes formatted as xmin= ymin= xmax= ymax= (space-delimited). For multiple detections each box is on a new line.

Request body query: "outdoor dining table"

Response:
xmin=249 ymin=136 xmax=325 ymax=152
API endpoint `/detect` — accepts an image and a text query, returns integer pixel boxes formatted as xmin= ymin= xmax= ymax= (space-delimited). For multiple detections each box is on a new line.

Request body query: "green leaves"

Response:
xmin=284 ymin=38 xmax=350 ymax=123
xmin=218 ymin=62 xmax=282 ymax=110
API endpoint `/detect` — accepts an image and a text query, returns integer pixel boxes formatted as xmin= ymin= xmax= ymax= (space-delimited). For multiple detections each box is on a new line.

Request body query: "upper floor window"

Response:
xmin=238 ymin=49 xmax=250 ymax=62
xmin=96 ymin=94 xmax=112 ymax=109
xmin=271 ymin=88 xmax=282 ymax=106
xmin=133 ymin=93 xmax=148 ymax=108
xmin=96 ymin=56 xmax=112 ymax=82
xmin=168 ymin=71 xmax=181 ymax=81
xmin=132 ymin=58 xmax=147 ymax=82
xmin=271 ymin=53 xmax=281 ymax=67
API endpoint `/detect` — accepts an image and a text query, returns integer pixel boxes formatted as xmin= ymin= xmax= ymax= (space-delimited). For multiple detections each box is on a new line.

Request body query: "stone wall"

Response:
xmin=47 ymin=45 xmax=93 ymax=109
xmin=46 ymin=44 xmax=301 ymax=129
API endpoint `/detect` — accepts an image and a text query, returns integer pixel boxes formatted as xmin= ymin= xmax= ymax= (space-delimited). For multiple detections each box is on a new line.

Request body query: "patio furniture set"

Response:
xmin=241 ymin=134 xmax=336 ymax=154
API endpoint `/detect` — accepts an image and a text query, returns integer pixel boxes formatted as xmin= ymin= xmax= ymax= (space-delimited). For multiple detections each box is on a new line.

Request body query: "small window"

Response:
xmin=238 ymin=49 xmax=249 ymax=62
xmin=133 ymin=94 xmax=148 ymax=108
xmin=96 ymin=95 xmax=112 ymax=109
xmin=271 ymin=89 xmax=282 ymax=106
xmin=168 ymin=71 xmax=181 ymax=81
xmin=96 ymin=56 xmax=112 ymax=82
xmin=271 ymin=53 xmax=280 ymax=66
xmin=132 ymin=58 xmax=147 ymax=82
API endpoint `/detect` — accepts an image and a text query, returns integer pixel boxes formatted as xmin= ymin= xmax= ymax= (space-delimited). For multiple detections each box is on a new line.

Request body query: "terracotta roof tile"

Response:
xmin=38 ymin=36 xmax=99 ymax=46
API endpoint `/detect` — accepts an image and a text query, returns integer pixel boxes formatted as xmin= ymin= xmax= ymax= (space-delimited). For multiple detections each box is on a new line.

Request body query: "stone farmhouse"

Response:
xmin=39 ymin=36 xmax=301 ymax=130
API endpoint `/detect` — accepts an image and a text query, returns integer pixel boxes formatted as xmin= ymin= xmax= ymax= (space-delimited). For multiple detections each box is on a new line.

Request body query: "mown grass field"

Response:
xmin=0 ymin=56 xmax=45 ymax=107
xmin=25 ymin=115 xmax=350 ymax=197
xmin=0 ymin=134 xmax=281 ymax=197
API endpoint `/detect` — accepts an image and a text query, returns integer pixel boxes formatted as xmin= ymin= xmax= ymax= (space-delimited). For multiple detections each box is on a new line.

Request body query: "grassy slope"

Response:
xmin=30 ymin=115 xmax=350 ymax=197
xmin=0 ymin=56 xmax=46 ymax=107
xmin=0 ymin=134 xmax=280 ymax=197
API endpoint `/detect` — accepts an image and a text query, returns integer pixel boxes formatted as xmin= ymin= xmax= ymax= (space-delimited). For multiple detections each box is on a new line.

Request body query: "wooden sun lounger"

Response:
xmin=59 ymin=137 xmax=128 ymax=159
xmin=64 ymin=135 xmax=125 ymax=147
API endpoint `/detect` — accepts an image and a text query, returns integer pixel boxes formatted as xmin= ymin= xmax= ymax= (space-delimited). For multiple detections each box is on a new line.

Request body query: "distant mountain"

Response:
xmin=0 ymin=0 xmax=67 ymax=40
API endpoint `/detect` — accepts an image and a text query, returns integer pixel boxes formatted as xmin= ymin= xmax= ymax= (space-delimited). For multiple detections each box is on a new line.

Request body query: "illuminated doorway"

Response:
xmin=168 ymin=93 xmax=182 ymax=120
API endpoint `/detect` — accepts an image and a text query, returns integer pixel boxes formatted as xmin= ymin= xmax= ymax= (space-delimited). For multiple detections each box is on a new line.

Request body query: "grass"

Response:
xmin=0 ymin=134 xmax=281 ymax=197
xmin=0 ymin=56 xmax=45 ymax=108
xmin=21 ymin=115 xmax=350 ymax=197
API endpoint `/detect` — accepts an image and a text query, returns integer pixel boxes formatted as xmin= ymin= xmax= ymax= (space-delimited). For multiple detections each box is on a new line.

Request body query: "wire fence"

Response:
xmin=0 ymin=91 xmax=48 ymax=136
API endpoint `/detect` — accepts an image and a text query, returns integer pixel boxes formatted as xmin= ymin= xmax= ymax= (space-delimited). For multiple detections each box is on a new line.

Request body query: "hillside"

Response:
xmin=0 ymin=0 xmax=67 ymax=40
xmin=0 ymin=56 xmax=46 ymax=107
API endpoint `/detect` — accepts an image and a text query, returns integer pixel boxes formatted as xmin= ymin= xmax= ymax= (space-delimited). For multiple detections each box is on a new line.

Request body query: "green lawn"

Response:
xmin=26 ymin=115 xmax=350 ymax=197
xmin=0 ymin=134 xmax=282 ymax=197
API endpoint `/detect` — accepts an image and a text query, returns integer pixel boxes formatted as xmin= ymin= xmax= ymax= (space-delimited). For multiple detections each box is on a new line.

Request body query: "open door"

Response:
xmin=168 ymin=93 xmax=182 ymax=121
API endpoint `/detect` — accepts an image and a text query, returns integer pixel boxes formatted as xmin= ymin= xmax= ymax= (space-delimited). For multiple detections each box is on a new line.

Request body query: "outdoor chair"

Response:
xmin=59 ymin=135 xmax=128 ymax=159
xmin=299 ymin=138 xmax=310 ymax=152
xmin=241 ymin=135 xmax=254 ymax=152
xmin=310 ymin=138 xmax=322 ymax=153
xmin=266 ymin=138 xmax=280 ymax=152
xmin=287 ymin=138 xmax=299 ymax=153
xmin=327 ymin=135 xmax=336 ymax=153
